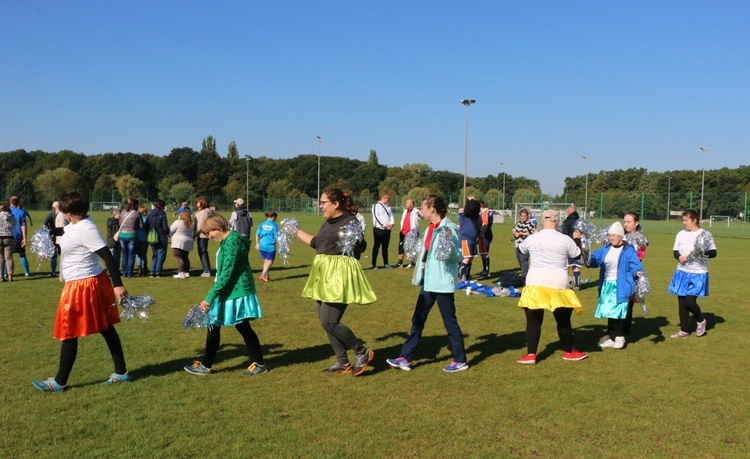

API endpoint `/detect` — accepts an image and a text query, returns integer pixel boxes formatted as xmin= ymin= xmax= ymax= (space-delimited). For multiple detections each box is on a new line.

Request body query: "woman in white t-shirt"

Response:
xmin=32 ymin=191 xmax=130 ymax=392
xmin=668 ymin=209 xmax=717 ymax=338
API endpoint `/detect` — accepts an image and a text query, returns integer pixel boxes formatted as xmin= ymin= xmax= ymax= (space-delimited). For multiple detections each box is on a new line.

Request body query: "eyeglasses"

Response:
xmin=319 ymin=200 xmax=331 ymax=205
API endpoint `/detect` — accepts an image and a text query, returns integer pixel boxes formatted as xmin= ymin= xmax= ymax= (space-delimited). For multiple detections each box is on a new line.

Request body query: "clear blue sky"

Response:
xmin=2 ymin=1 xmax=748 ymax=194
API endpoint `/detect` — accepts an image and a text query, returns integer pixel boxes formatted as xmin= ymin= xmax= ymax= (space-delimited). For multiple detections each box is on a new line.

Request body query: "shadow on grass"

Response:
xmin=465 ymin=331 xmax=527 ymax=366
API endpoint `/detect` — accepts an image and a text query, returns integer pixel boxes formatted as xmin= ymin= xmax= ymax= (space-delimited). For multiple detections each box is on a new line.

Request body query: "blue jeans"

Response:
xmin=136 ymin=241 xmax=149 ymax=269
xmin=119 ymin=238 xmax=137 ymax=277
xmin=150 ymin=240 xmax=167 ymax=275
xmin=399 ymin=287 xmax=466 ymax=364
xmin=197 ymin=238 xmax=211 ymax=274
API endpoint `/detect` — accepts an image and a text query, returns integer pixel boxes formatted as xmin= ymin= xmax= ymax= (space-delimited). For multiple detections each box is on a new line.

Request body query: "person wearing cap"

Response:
xmin=561 ymin=205 xmax=583 ymax=290
xmin=516 ymin=209 xmax=588 ymax=364
xmin=588 ymin=221 xmax=644 ymax=349
xmin=228 ymin=198 xmax=253 ymax=239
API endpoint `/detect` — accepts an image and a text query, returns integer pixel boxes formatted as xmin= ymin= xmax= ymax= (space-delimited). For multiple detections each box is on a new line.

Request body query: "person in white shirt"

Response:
xmin=516 ymin=209 xmax=588 ymax=365
xmin=396 ymin=198 xmax=423 ymax=268
xmin=370 ymin=192 xmax=394 ymax=269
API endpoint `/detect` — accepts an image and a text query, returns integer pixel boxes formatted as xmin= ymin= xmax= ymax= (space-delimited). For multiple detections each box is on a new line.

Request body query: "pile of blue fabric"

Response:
xmin=456 ymin=280 xmax=521 ymax=298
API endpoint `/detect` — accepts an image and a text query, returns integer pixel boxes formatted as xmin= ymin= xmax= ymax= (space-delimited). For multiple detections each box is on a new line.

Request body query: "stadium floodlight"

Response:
xmin=699 ymin=147 xmax=710 ymax=221
xmin=459 ymin=99 xmax=476 ymax=203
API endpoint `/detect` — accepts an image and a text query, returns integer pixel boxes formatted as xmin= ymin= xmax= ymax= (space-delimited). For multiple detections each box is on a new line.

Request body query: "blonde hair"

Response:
xmin=201 ymin=213 xmax=229 ymax=234
xmin=180 ymin=210 xmax=193 ymax=228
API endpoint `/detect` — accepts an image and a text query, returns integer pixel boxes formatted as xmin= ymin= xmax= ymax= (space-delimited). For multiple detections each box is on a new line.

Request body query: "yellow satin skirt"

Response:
xmin=518 ymin=285 xmax=583 ymax=314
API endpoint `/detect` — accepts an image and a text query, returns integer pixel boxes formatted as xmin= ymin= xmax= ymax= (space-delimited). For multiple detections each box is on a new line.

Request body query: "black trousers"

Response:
xmin=203 ymin=319 xmax=264 ymax=368
xmin=524 ymin=307 xmax=574 ymax=354
xmin=56 ymin=326 xmax=126 ymax=386
xmin=371 ymin=228 xmax=391 ymax=266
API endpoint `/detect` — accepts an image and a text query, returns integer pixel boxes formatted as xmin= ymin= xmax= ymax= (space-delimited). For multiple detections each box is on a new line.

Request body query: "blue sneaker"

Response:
xmin=243 ymin=362 xmax=269 ymax=376
xmin=102 ymin=371 xmax=131 ymax=384
xmin=184 ymin=361 xmax=211 ymax=375
xmin=443 ymin=361 xmax=469 ymax=373
xmin=386 ymin=357 xmax=413 ymax=371
xmin=32 ymin=378 xmax=67 ymax=392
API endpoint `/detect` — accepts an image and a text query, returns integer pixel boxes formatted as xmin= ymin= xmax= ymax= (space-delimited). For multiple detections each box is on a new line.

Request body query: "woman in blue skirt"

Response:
xmin=668 ymin=210 xmax=717 ymax=338
xmin=184 ymin=213 xmax=267 ymax=376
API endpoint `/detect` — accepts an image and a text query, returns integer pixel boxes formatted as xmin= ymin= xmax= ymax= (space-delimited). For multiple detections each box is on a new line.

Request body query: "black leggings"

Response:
xmin=524 ymin=307 xmax=574 ymax=354
xmin=55 ymin=326 xmax=126 ymax=386
xmin=371 ymin=228 xmax=391 ymax=265
xmin=203 ymin=319 xmax=264 ymax=368
xmin=678 ymin=295 xmax=704 ymax=333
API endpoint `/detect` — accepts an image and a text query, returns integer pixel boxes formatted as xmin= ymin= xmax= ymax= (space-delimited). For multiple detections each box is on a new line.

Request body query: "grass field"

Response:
xmin=2 ymin=211 xmax=749 ymax=458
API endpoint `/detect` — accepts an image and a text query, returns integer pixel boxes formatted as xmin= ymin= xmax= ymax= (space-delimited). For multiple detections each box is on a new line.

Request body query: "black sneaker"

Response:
xmin=476 ymin=270 xmax=490 ymax=279
xmin=352 ymin=348 xmax=374 ymax=376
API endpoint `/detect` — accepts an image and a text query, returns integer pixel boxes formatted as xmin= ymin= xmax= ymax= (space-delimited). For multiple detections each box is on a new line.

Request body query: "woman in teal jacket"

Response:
xmin=184 ymin=213 xmax=267 ymax=376
xmin=588 ymin=221 xmax=643 ymax=350
xmin=386 ymin=194 xmax=468 ymax=373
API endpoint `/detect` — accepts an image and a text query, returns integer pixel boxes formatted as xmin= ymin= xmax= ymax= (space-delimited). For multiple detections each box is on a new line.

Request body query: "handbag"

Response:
xmin=113 ymin=210 xmax=137 ymax=243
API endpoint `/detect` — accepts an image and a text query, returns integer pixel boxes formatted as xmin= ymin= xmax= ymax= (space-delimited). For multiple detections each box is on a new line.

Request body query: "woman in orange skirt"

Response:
xmin=32 ymin=191 xmax=130 ymax=392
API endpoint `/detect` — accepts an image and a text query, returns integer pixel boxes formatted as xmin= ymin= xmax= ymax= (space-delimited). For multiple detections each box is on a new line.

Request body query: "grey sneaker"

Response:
xmin=322 ymin=362 xmax=352 ymax=374
xmin=670 ymin=331 xmax=689 ymax=339
xmin=243 ymin=362 xmax=269 ymax=376
xmin=352 ymin=348 xmax=374 ymax=376
xmin=599 ymin=338 xmax=616 ymax=348
xmin=200 ymin=272 xmax=211 ymax=278
xmin=384 ymin=264 xmax=394 ymax=270
xmin=696 ymin=320 xmax=707 ymax=337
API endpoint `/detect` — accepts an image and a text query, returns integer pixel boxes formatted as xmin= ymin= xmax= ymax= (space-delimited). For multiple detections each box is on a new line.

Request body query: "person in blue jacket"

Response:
xmin=588 ymin=221 xmax=643 ymax=350
xmin=386 ymin=194 xmax=469 ymax=373
xmin=254 ymin=211 xmax=279 ymax=282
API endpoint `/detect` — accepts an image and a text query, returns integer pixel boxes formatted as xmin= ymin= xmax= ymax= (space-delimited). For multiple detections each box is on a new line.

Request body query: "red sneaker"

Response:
xmin=562 ymin=349 xmax=588 ymax=361
xmin=517 ymin=354 xmax=537 ymax=365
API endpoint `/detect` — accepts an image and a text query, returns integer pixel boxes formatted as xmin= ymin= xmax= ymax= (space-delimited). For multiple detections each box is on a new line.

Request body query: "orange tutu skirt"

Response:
xmin=54 ymin=271 xmax=121 ymax=340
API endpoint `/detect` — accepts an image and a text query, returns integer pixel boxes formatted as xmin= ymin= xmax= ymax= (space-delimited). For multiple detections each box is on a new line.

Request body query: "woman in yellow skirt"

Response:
xmin=516 ymin=209 xmax=587 ymax=365
xmin=32 ymin=191 xmax=130 ymax=392
xmin=296 ymin=187 xmax=377 ymax=376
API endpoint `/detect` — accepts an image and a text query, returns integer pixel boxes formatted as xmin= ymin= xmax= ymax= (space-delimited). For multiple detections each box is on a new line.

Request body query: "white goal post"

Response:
xmin=709 ymin=215 xmax=731 ymax=228
xmin=513 ymin=202 xmax=574 ymax=226
xmin=90 ymin=202 xmax=121 ymax=212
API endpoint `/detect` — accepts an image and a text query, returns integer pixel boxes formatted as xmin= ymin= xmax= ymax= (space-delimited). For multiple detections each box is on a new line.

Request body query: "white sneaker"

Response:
xmin=613 ymin=336 xmax=626 ymax=349
xmin=200 ymin=272 xmax=211 ymax=278
xmin=183 ymin=273 xmax=190 ymax=278
xmin=599 ymin=339 xmax=615 ymax=348
xmin=696 ymin=319 xmax=707 ymax=337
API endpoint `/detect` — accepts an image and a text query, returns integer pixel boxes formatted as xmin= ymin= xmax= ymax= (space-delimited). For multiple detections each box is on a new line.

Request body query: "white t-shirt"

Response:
xmin=60 ymin=217 xmax=107 ymax=282
xmin=519 ymin=229 xmax=581 ymax=289
xmin=604 ymin=245 xmax=623 ymax=281
xmin=673 ymin=228 xmax=716 ymax=274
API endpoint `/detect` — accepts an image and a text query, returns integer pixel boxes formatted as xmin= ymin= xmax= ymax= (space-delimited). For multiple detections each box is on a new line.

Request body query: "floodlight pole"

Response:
xmin=460 ymin=99 xmax=475 ymax=203
xmin=582 ymin=156 xmax=593 ymax=216
xmin=500 ymin=162 xmax=509 ymax=211
xmin=666 ymin=176 xmax=672 ymax=220
xmin=699 ymin=147 xmax=710 ymax=221
xmin=317 ymin=136 xmax=323 ymax=215
xmin=245 ymin=155 xmax=251 ymax=207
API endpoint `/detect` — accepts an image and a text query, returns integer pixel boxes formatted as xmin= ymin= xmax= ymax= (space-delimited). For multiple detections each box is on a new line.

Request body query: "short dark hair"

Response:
xmin=265 ymin=211 xmax=278 ymax=219
xmin=423 ymin=194 xmax=447 ymax=218
xmin=683 ymin=209 xmax=700 ymax=225
xmin=59 ymin=191 xmax=89 ymax=217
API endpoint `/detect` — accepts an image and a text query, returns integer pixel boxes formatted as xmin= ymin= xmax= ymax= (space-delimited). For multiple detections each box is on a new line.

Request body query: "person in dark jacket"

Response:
xmin=229 ymin=198 xmax=253 ymax=238
xmin=457 ymin=196 xmax=481 ymax=281
xmin=106 ymin=209 xmax=121 ymax=272
xmin=146 ymin=200 xmax=170 ymax=277
xmin=561 ymin=205 xmax=582 ymax=290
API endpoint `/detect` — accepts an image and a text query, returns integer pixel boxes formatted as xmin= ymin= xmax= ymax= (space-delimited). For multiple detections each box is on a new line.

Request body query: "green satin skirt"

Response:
xmin=302 ymin=254 xmax=377 ymax=305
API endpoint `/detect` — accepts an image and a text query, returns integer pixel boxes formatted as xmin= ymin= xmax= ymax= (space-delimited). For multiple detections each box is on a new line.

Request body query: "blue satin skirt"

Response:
xmin=668 ymin=270 xmax=709 ymax=297
xmin=594 ymin=280 xmax=629 ymax=319
xmin=207 ymin=294 xmax=262 ymax=327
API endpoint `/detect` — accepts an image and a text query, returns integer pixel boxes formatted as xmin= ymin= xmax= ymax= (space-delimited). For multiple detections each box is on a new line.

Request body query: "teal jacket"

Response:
xmin=204 ymin=231 xmax=256 ymax=304
xmin=411 ymin=217 xmax=463 ymax=293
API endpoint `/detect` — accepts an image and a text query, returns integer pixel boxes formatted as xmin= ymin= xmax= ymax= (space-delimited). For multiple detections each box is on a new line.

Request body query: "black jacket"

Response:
xmin=561 ymin=211 xmax=580 ymax=239
xmin=147 ymin=208 xmax=169 ymax=243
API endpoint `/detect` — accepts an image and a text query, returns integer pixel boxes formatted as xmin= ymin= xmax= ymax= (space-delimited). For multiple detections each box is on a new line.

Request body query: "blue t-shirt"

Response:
xmin=255 ymin=219 xmax=279 ymax=252
xmin=10 ymin=206 xmax=26 ymax=243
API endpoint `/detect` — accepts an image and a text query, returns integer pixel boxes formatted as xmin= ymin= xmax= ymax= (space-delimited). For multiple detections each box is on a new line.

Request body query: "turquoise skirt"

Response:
xmin=594 ymin=280 xmax=629 ymax=319
xmin=207 ymin=294 xmax=262 ymax=327
xmin=668 ymin=270 xmax=709 ymax=297
xmin=302 ymin=254 xmax=377 ymax=305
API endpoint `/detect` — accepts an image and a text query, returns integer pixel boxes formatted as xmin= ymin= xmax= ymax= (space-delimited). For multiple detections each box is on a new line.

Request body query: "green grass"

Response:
xmin=2 ymin=212 xmax=749 ymax=458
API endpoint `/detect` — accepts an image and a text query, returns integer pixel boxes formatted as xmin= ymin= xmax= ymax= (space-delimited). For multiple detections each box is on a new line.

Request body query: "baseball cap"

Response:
xmin=52 ymin=201 xmax=59 ymax=209
xmin=233 ymin=198 xmax=245 ymax=205
xmin=542 ymin=209 xmax=558 ymax=221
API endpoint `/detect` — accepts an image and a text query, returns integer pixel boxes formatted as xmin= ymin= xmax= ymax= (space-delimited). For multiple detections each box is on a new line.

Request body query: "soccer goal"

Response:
xmin=709 ymin=215 xmax=731 ymax=228
xmin=514 ymin=202 xmax=574 ymax=226
xmin=90 ymin=202 xmax=121 ymax=212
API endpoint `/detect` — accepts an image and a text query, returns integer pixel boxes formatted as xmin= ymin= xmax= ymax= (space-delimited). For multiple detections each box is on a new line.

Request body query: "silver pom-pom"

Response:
xmin=29 ymin=226 xmax=57 ymax=269
xmin=119 ymin=295 xmax=155 ymax=322
xmin=277 ymin=217 xmax=301 ymax=265
xmin=634 ymin=273 xmax=650 ymax=314
xmin=574 ymin=219 xmax=598 ymax=266
xmin=624 ymin=231 xmax=649 ymax=252
xmin=687 ymin=230 xmax=714 ymax=266
xmin=403 ymin=229 xmax=420 ymax=262
xmin=433 ymin=227 xmax=455 ymax=261
xmin=182 ymin=303 xmax=209 ymax=329
xmin=337 ymin=220 xmax=363 ymax=257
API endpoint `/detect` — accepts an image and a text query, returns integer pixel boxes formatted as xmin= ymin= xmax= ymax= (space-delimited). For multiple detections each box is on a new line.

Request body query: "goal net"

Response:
xmin=90 ymin=202 xmax=121 ymax=212
xmin=709 ymin=215 xmax=731 ymax=228
xmin=513 ymin=202 xmax=574 ymax=227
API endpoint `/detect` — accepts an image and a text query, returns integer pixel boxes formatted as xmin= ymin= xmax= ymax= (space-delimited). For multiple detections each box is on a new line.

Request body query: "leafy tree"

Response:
xmin=227 ymin=141 xmax=239 ymax=166
xmin=201 ymin=136 xmax=217 ymax=155
xmin=195 ymin=172 xmax=222 ymax=196
xmin=484 ymin=188 xmax=503 ymax=209
xmin=116 ymin=174 xmax=144 ymax=201
xmin=35 ymin=167 xmax=81 ymax=203
xmin=407 ymin=187 xmax=432 ymax=202
xmin=368 ymin=150 xmax=379 ymax=166
xmin=157 ymin=174 xmax=187 ymax=200
xmin=170 ymin=182 xmax=196 ymax=203
xmin=266 ymin=179 xmax=294 ymax=199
